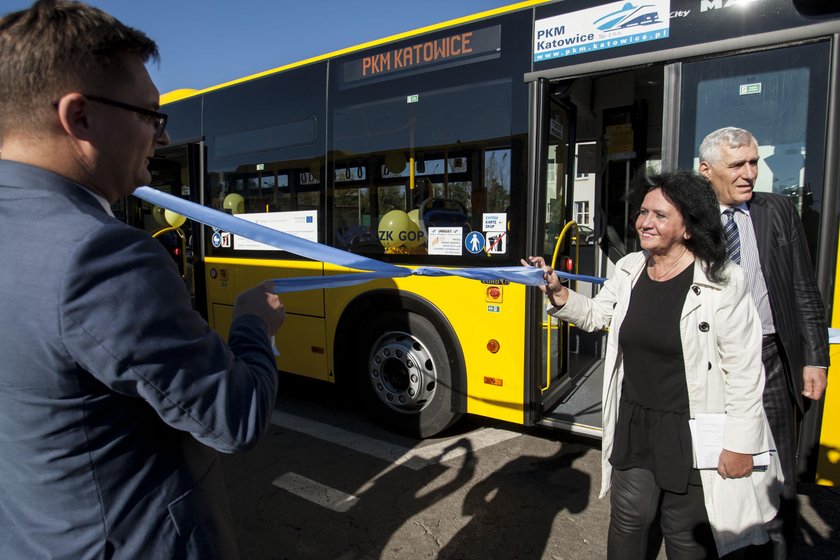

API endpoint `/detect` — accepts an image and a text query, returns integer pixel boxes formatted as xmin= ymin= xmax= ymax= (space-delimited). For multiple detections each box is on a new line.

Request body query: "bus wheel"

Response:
xmin=356 ymin=311 xmax=461 ymax=438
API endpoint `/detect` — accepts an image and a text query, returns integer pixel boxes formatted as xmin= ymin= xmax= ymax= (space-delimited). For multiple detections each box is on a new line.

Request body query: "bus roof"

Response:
xmin=160 ymin=0 xmax=548 ymax=105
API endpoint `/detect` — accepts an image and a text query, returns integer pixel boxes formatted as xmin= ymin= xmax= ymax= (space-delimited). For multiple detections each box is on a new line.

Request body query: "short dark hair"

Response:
xmin=630 ymin=169 xmax=728 ymax=283
xmin=0 ymin=0 xmax=158 ymax=132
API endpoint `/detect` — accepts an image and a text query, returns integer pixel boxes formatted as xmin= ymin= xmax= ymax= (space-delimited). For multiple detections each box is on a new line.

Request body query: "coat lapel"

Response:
xmin=681 ymin=260 xmax=717 ymax=319
xmin=748 ymin=194 xmax=772 ymax=268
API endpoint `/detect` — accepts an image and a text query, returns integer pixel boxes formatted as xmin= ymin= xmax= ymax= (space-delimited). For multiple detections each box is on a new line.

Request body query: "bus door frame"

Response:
xmin=185 ymin=141 xmax=207 ymax=319
xmin=144 ymin=140 xmax=207 ymax=317
xmin=525 ymin=78 xmax=580 ymax=424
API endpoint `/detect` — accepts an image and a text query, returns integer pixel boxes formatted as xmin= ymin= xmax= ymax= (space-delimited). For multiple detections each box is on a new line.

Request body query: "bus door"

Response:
xmin=532 ymin=81 xmax=578 ymax=415
xmin=557 ymin=66 xmax=666 ymax=301
xmin=675 ymin=42 xmax=832 ymax=482
xmin=125 ymin=142 xmax=206 ymax=315
xmin=535 ymin=65 xmax=667 ymax=436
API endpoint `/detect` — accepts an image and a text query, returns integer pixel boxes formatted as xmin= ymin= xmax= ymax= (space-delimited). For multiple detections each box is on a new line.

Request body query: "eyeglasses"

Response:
xmin=84 ymin=94 xmax=168 ymax=139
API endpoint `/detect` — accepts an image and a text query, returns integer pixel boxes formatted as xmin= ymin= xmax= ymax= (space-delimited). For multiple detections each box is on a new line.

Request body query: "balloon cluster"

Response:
xmin=378 ymin=209 xmax=426 ymax=254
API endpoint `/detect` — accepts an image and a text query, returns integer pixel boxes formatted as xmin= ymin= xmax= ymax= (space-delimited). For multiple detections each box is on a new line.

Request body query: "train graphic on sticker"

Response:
xmin=594 ymin=3 xmax=661 ymax=30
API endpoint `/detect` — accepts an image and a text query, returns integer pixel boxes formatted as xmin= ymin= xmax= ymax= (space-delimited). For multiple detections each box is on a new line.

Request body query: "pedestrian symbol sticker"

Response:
xmin=465 ymin=231 xmax=485 ymax=254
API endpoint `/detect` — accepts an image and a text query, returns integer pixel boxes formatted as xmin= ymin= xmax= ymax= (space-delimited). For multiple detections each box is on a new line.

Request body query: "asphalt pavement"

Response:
xmin=222 ymin=376 xmax=840 ymax=559
xmin=794 ymin=482 xmax=840 ymax=559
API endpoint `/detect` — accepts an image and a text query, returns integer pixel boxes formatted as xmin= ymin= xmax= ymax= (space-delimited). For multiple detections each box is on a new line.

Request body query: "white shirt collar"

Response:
xmin=719 ymin=202 xmax=749 ymax=216
xmin=80 ymin=187 xmax=115 ymax=217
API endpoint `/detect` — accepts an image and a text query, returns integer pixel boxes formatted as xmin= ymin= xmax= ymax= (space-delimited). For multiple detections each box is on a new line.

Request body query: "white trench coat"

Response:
xmin=550 ymin=251 xmax=783 ymax=556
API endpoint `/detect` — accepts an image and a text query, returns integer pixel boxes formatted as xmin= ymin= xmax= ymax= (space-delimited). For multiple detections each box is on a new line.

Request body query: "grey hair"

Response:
xmin=698 ymin=127 xmax=757 ymax=164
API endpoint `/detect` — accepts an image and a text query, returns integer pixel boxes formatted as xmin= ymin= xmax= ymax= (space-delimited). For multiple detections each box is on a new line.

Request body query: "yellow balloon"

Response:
xmin=152 ymin=205 xmax=168 ymax=226
xmin=407 ymin=209 xmax=421 ymax=227
xmin=223 ymin=193 xmax=244 ymax=215
xmin=164 ymin=209 xmax=187 ymax=228
xmin=404 ymin=210 xmax=425 ymax=248
xmin=378 ymin=210 xmax=410 ymax=249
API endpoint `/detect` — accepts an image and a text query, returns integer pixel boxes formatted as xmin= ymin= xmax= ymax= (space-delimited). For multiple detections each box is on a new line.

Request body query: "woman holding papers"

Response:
xmin=525 ymin=170 xmax=782 ymax=558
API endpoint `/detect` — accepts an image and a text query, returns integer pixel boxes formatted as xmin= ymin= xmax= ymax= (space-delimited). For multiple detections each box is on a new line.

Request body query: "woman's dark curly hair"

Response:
xmin=629 ymin=169 xmax=728 ymax=283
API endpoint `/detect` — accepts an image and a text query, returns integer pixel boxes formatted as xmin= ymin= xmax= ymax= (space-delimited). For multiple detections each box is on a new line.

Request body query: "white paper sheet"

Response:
xmin=688 ymin=413 xmax=773 ymax=470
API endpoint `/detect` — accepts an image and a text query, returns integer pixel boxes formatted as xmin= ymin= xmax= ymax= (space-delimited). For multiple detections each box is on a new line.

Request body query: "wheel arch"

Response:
xmin=332 ymin=289 xmax=468 ymax=415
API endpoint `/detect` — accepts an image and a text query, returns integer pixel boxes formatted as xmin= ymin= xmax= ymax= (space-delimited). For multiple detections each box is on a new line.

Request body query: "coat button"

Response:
xmin=699 ymin=322 xmax=709 ymax=332
xmin=707 ymin=362 xmax=712 ymax=370
xmin=692 ymin=286 xmax=701 ymax=295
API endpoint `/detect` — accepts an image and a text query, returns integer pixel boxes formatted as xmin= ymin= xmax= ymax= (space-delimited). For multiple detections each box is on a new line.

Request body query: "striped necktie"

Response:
xmin=723 ymin=208 xmax=741 ymax=264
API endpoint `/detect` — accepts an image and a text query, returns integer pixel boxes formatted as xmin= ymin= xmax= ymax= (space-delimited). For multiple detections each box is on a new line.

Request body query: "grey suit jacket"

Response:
xmin=0 ymin=161 xmax=278 ymax=559
xmin=749 ymin=192 xmax=830 ymax=410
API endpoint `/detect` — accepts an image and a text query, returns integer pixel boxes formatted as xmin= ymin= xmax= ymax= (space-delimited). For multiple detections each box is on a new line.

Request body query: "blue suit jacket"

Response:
xmin=0 ymin=161 xmax=278 ymax=559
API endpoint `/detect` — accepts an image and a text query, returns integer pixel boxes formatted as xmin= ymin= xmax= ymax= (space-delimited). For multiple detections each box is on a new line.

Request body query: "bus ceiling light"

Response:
xmin=487 ymin=339 xmax=500 ymax=353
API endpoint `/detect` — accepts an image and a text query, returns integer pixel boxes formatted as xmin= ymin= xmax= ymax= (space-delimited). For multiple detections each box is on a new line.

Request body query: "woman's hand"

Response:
xmin=717 ymin=449 xmax=753 ymax=479
xmin=521 ymin=256 xmax=569 ymax=307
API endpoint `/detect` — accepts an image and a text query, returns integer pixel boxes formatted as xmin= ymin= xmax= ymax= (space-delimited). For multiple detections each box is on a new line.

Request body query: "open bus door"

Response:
xmin=541 ymin=91 xmax=576 ymax=398
xmin=527 ymin=78 xmax=589 ymax=430
xmin=121 ymin=142 xmax=206 ymax=317
xmin=531 ymin=66 xmax=667 ymax=437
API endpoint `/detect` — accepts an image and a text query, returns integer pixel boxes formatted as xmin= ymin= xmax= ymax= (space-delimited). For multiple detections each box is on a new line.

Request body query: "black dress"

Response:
xmin=611 ymin=264 xmax=699 ymax=492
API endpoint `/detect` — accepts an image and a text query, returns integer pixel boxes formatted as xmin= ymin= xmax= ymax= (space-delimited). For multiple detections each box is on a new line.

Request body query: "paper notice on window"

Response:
xmin=688 ymin=413 xmax=773 ymax=470
xmin=428 ymin=227 xmax=463 ymax=256
xmin=234 ymin=210 xmax=318 ymax=250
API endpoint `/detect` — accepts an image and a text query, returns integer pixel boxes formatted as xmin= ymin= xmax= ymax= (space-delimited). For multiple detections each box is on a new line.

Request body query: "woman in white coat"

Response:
xmin=526 ymin=170 xmax=782 ymax=558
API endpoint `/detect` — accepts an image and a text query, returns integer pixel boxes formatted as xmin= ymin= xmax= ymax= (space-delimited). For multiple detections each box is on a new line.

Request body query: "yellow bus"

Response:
xmin=125 ymin=0 xmax=840 ymax=484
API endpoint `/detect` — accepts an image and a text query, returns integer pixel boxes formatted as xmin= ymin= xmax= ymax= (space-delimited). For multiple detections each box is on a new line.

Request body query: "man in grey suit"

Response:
xmin=699 ymin=127 xmax=829 ymax=558
xmin=0 ymin=1 xmax=286 ymax=558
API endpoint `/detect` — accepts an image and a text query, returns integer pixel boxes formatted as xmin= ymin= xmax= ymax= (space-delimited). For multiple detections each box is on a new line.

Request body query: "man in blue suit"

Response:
xmin=699 ymin=127 xmax=829 ymax=558
xmin=0 ymin=2 xmax=286 ymax=558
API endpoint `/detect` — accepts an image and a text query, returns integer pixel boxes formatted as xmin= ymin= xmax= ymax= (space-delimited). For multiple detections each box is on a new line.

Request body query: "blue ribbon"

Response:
xmin=133 ymin=186 xmax=605 ymax=292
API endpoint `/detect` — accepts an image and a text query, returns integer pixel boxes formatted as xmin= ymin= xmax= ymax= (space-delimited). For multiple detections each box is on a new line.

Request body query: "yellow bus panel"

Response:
xmin=816 ymin=344 xmax=839 ymax=486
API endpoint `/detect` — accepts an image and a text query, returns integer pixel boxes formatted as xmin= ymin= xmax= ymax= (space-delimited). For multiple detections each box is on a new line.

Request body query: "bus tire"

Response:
xmin=352 ymin=310 xmax=462 ymax=438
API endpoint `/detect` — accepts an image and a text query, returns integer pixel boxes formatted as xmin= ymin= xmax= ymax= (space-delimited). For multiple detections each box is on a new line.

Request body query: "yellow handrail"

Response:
xmin=552 ymin=220 xmax=581 ymax=269
xmin=543 ymin=220 xmax=580 ymax=390
xmin=152 ymin=226 xmax=187 ymax=279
